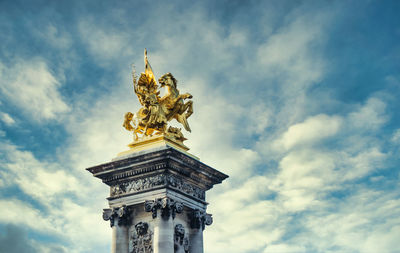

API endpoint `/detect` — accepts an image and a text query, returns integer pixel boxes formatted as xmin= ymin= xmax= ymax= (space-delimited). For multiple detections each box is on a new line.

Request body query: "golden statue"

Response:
xmin=123 ymin=49 xmax=193 ymax=151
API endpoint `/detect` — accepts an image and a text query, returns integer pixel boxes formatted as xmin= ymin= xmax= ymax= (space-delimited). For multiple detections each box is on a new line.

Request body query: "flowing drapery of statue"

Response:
xmin=123 ymin=49 xmax=193 ymax=151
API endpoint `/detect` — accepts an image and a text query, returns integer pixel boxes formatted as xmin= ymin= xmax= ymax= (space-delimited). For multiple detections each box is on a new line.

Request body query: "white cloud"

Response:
xmin=34 ymin=24 xmax=72 ymax=49
xmin=0 ymin=199 xmax=56 ymax=234
xmin=274 ymin=149 xmax=335 ymax=212
xmin=51 ymin=199 xmax=110 ymax=252
xmin=78 ymin=19 xmax=133 ymax=63
xmin=252 ymin=8 xmax=333 ymax=136
xmin=348 ymin=97 xmax=387 ymax=131
xmin=276 ymin=114 xmax=342 ymax=150
xmin=391 ymin=128 xmax=400 ymax=144
xmin=303 ymin=189 xmax=400 ymax=253
xmin=0 ymin=59 xmax=69 ymax=121
xmin=256 ymin=12 xmax=327 ymax=91
xmin=0 ymin=112 xmax=15 ymax=125
xmin=340 ymin=147 xmax=386 ymax=181
xmin=63 ymin=77 xmax=136 ymax=169
xmin=0 ymin=143 xmax=81 ymax=205
xmin=263 ymin=244 xmax=306 ymax=253
xmin=0 ymin=142 xmax=110 ymax=252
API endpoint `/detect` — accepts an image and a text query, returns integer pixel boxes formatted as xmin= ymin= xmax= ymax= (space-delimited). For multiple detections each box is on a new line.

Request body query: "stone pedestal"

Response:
xmin=87 ymin=145 xmax=228 ymax=253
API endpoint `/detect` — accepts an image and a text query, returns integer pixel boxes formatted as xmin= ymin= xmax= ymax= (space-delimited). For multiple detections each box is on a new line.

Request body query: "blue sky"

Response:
xmin=0 ymin=0 xmax=399 ymax=252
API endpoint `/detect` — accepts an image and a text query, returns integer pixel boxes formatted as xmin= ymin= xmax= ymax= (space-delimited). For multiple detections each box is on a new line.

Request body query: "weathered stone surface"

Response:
xmin=103 ymin=205 xmax=132 ymax=227
xmin=86 ymin=146 xmax=228 ymax=194
xmin=144 ymin=197 xmax=183 ymax=220
xmin=174 ymin=224 xmax=189 ymax=253
xmin=110 ymin=174 xmax=205 ymax=201
xmin=87 ymin=146 xmax=228 ymax=253
xmin=188 ymin=209 xmax=213 ymax=231
xmin=130 ymin=222 xmax=153 ymax=253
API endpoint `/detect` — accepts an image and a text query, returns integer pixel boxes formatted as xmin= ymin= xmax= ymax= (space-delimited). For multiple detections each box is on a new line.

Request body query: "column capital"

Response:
xmin=188 ymin=209 xmax=213 ymax=230
xmin=103 ymin=205 xmax=132 ymax=227
xmin=144 ymin=197 xmax=183 ymax=220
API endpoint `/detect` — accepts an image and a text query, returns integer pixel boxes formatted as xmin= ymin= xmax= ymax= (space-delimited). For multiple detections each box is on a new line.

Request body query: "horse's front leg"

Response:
xmin=180 ymin=100 xmax=193 ymax=118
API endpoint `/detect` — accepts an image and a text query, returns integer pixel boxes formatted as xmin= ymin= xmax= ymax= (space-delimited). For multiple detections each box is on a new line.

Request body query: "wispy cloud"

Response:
xmin=0 ymin=0 xmax=399 ymax=252
xmin=0 ymin=59 xmax=69 ymax=121
xmin=0 ymin=112 xmax=15 ymax=125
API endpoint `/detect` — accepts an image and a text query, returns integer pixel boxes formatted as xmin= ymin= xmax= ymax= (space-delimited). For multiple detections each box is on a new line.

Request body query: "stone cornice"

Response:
xmin=86 ymin=147 xmax=228 ymax=191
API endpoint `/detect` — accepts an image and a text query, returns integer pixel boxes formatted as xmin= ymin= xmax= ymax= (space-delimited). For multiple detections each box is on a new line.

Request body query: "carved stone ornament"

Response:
xmin=130 ymin=222 xmax=153 ymax=253
xmin=166 ymin=174 xmax=205 ymax=200
xmin=102 ymin=205 xmax=132 ymax=227
xmin=111 ymin=174 xmax=166 ymax=197
xmin=110 ymin=174 xmax=205 ymax=200
xmin=174 ymin=224 xmax=189 ymax=253
xmin=144 ymin=197 xmax=183 ymax=220
xmin=188 ymin=209 xmax=213 ymax=230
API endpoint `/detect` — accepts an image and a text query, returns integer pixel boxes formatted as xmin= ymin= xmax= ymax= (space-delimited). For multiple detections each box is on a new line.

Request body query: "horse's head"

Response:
xmin=159 ymin=73 xmax=177 ymax=89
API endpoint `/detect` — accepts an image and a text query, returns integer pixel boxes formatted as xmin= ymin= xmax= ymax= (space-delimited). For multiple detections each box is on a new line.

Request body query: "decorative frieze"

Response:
xmin=102 ymin=205 xmax=132 ymax=227
xmin=110 ymin=174 xmax=205 ymax=200
xmin=111 ymin=174 xmax=166 ymax=197
xmin=188 ymin=209 xmax=213 ymax=230
xmin=174 ymin=224 xmax=189 ymax=253
xmin=167 ymin=174 xmax=205 ymax=200
xmin=144 ymin=197 xmax=183 ymax=219
xmin=130 ymin=222 xmax=153 ymax=253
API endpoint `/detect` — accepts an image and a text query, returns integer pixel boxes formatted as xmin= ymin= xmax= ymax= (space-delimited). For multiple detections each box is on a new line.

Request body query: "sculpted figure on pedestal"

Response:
xmin=123 ymin=49 xmax=193 ymax=146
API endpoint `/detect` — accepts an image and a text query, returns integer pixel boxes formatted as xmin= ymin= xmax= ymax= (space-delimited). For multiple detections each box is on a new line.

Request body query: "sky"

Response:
xmin=0 ymin=0 xmax=399 ymax=252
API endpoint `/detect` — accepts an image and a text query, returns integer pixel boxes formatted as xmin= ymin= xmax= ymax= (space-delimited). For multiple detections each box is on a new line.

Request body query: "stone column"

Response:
xmin=188 ymin=209 xmax=213 ymax=253
xmin=189 ymin=228 xmax=203 ymax=253
xmin=103 ymin=206 xmax=131 ymax=253
xmin=112 ymin=223 xmax=129 ymax=253
xmin=87 ymin=146 xmax=228 ymax=253
xmin=154 ymin=212 xmax=174 ymax=252
xmin=145 ymin=197 xmax=183 ymax=253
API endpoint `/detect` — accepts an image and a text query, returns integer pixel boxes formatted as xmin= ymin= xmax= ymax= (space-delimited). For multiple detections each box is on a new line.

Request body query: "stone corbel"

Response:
xmin=188 ymin=209 xmax=213 ymax=230
xmin=144 ymin=197 xmax=183 ymax=220
xmin=102 ymin=205 xmax=132 ymax=227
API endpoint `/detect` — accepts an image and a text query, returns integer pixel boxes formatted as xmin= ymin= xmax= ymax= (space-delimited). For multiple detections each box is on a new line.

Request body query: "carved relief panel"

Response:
xmin=110 ymin=174 xmax=205 ymax=200
xmin=174 ymin=224 xmax=189 ymax=253
xmin=129 ymin=222 xmax=153 ymax=253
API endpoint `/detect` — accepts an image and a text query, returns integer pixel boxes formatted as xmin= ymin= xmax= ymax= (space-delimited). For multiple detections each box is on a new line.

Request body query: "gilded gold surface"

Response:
xmin=123 ymin=49 xmax=193 ymax=148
